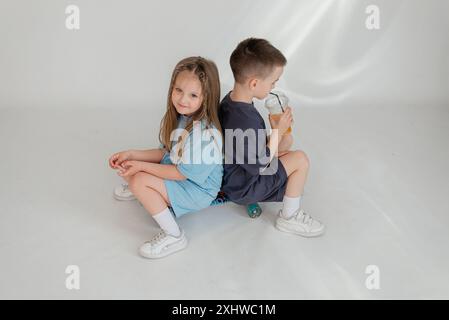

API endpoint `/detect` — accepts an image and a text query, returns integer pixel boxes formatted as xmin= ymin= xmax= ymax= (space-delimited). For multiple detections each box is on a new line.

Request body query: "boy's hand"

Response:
xmin=117 ymin=160 xmax=145 ymax=177
xmin=269 ymin=107 xmax=293 ymax=135
xmin=109 ymin=150 xmax=133 ymax=169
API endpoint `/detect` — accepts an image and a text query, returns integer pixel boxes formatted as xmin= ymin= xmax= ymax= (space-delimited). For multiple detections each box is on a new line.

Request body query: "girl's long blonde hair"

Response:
xmin=159 ymin=56 xmax=222 ymax=156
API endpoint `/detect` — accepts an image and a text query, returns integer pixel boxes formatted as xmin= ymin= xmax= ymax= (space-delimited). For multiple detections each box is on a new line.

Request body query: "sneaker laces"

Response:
xmin=295 ymin=210 xmax=314 ymax=225
xmin=147 ymin=230 xmax=167 ymax=246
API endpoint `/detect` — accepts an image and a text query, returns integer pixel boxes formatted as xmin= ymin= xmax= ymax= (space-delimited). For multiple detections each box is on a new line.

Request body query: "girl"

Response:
xmin=108 ymin=57 xmax=223 ymax=259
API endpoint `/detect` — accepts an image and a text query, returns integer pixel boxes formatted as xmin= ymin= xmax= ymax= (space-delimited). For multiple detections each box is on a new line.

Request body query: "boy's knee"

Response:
xmin=285 ymin=133 xmax=294 ymax=145
xmin=293 ymin=150 xmax=310 ymax=170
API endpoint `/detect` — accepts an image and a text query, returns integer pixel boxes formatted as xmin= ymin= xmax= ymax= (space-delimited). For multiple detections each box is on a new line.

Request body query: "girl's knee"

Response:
xmin=128 ymin=172 xmax=147 ymax=191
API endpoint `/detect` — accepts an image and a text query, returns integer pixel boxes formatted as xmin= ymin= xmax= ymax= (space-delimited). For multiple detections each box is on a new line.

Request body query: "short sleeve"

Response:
xmin=177 ymin=163 xmax=217 ymax=185
xmin=175 ymin=123 xmax=223 ymax=185
xmin=240 ymin=131 xmax=271 ymax=176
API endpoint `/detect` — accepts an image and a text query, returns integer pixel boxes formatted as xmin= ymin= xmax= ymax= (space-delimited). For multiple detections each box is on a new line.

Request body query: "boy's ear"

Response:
xmin=248 ymin=78 xmax=258 ymax=90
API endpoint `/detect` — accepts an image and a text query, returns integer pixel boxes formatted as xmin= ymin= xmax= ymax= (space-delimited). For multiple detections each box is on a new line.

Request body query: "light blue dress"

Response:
xmin=159 ymin=115 xmax=223 ymax=217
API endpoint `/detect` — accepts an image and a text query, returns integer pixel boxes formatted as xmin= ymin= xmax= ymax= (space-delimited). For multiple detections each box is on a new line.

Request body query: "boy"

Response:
xmin=219 ymin=38 xmax=325 ymax=237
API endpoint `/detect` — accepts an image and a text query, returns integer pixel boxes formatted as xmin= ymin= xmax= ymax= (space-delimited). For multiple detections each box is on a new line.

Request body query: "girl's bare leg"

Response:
xmin=132 ymin=186 xmax=168 ymax=215
xmin=121 ymin=175 xmax=131 ymax=183
xmin=128 ymin=172 xmax=171 ymax=216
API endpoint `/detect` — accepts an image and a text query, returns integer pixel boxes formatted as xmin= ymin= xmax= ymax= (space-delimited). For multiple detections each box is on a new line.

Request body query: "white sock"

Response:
xmin=281 ymin=195 xmax=302 ymax=219
xmin=152 ymin=207 xmax=181 ymax=237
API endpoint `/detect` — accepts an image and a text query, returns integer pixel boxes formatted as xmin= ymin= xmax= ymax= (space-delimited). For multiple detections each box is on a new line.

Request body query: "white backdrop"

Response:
xmin=1 ymin=0 xmax=449 ymax=299
xmin=0 ymin=0 xmax=447 ymax=110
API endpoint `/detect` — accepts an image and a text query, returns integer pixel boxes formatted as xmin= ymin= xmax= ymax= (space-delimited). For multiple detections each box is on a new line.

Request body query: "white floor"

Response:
xmin=1 ymin=102 xmax=449 ymax=299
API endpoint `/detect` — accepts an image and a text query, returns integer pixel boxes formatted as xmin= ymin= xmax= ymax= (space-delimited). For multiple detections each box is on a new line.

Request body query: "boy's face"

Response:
xmin=251 ymin=65 xmax=284 ymax=100
xmin=172 ymin=70 xmax=204 ymax=116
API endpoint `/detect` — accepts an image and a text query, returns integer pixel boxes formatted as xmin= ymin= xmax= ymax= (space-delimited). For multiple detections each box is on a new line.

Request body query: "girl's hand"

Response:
xmin=109 ymin=150 xmax=134 ymax=169
xmin=117 ymin=160 xmax=146 ymax=177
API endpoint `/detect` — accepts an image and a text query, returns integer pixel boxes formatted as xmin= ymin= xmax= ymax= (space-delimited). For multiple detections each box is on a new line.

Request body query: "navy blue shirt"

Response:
xmin=219 ymin=92 xmax=287 ymax=203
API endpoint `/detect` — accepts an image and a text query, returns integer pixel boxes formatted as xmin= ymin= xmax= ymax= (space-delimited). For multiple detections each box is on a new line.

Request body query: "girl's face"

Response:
xmin=171 ymin=70 xmax=204 ymax=117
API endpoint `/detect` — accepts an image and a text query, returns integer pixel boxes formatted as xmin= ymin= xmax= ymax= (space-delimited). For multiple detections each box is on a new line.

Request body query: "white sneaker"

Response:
xmin=113 ymin=183 xmax=136 ymax=201
xmin=139 ymin=229 xmax=188 ymax=259
xmin=275 ymin=209 xmax=325 ymax=237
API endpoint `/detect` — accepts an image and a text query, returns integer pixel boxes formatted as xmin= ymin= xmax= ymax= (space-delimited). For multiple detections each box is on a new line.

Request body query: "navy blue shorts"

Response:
xmin=232 ymin=160 xmax=288 ymax=205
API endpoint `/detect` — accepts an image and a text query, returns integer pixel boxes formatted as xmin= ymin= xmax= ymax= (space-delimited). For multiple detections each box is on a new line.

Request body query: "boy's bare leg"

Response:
xmin=276 ymin=150 xmax=324 ymax=236
xmin=277 ymin=150 xmax=290 ymax=158
xmin=279 ymin=150 xmax=310 ymax=197
xmin=275 ymin=134 xmax=293 ymax=157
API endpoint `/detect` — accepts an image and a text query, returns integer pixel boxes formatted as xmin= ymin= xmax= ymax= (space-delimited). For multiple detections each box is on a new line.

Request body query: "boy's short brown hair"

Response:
xmin=230 ymin=38 xmax=287 ymax=84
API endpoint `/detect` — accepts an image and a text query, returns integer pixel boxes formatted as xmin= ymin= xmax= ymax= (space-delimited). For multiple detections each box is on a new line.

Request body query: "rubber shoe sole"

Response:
xmin=139 ymin=236 xmax=188 ymax=259
xmin=275 ymin=220 xmax=325 ymax=238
